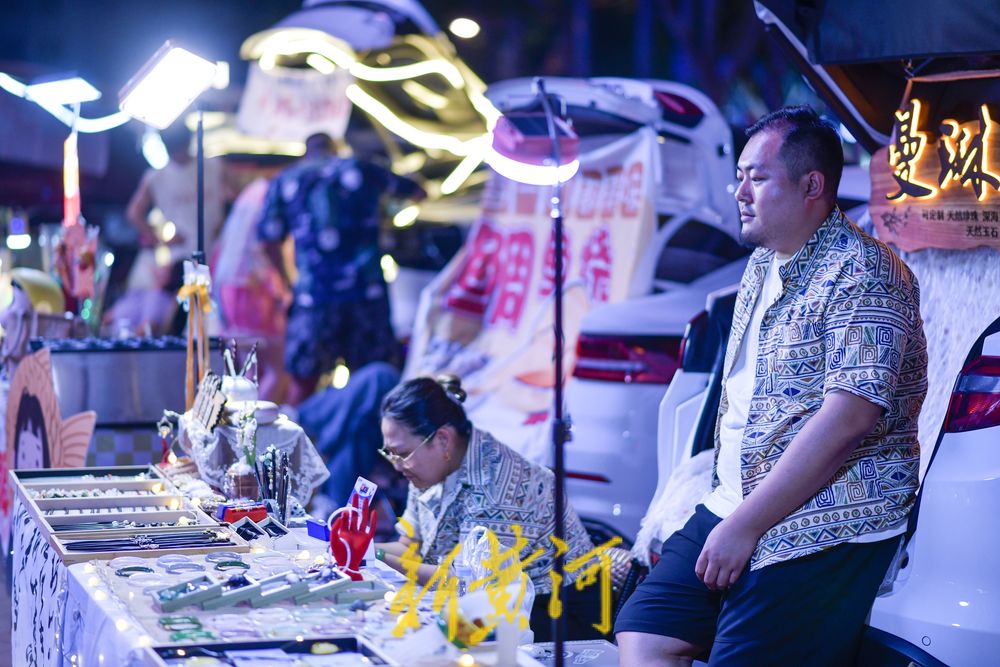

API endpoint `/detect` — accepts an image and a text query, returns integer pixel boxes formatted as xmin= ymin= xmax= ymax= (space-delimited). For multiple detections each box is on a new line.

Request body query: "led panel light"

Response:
xmin=485 ymin=146 xmax=579 ymax=186
xmin=26 ymin=75 xmax=101 ymax=105
xmin=485 ymin=112 xmax=581 ymax=186
xmin=119 ymin=41 xmax=217 ymax=129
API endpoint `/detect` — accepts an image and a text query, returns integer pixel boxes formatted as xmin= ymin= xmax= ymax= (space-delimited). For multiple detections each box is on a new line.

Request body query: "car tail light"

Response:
xmin=943 ymin=355 xmax=1000 ymax=433
xmin=573 ymin=334 xmax=681 ymax=384
xmin=653 ymin=90 xmax=705 ymax=127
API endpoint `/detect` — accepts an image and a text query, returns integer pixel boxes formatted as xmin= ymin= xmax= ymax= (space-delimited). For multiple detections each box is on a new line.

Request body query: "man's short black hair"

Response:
xmin=305 ymin=132 xmax=335 ymax=154
xmin=746 ymin=105 xmax=844 ymax=199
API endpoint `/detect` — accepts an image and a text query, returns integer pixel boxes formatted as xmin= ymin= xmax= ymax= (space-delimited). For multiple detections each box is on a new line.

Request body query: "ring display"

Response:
xmin=9 ymin=466 xmax=246 ymax=565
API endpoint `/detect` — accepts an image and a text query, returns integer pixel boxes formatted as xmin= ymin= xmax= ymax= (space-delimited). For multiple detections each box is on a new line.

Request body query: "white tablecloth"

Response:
xmin=11 ymin=511 xmax=551 ymax=667
xmin=11 ymin=498 xmax=69 ymax=667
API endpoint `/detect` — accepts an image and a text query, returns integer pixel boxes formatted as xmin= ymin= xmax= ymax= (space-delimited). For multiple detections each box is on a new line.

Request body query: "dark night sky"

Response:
xmin=0 ymin=0 xmax=795 ymax=217
xmin=0 ymin=0 xmax=304 ymax=111
xmin=0 ymin=1 xmax=651 ymax=204
xmin=0 ymin=0 xmax=654 ymax=106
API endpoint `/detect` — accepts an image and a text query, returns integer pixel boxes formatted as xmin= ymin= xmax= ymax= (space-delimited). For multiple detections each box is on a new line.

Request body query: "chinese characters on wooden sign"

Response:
xmin=871 ymin=98 xmax=1000 ymax=251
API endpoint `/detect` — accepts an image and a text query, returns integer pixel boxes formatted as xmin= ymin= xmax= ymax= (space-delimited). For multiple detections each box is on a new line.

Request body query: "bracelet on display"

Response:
xmin=217 ymin=628 xmax=263 ymax=640
xmin=205 ymin=551 xmax=244 ymax=563
xmin=158 ymin=615 xmax=202 ymax=631
xmin=110 ymin=556 xmax=149 ymax=569
xmin=169 ymin=629 xmax=215 ymax=642
xmin=207 ymin=613 xmax=248 ymax=631
xmin=156 ymin=554 xmax=192 ymax=568
xmin=266 ymin=623 xmax=307 ymax=638
xmin=165 ymin=562 xmax=206 ymax=575
xmin=125 ymin=572 xmax=166 ymax=588
xmin=214 ymin=560 xmax=250 ymax=572
xmin=294 ymin=608 xmax=341 ymax=624
xmin=249 ymin=607 xmax=294 ymax=624
xmin=115 ymin=565 xmax=155 ymax=577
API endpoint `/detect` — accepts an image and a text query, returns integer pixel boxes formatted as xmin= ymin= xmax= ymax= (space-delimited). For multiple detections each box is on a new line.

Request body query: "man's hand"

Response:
xmin=695 ymin=515 xmax=761 ymax=591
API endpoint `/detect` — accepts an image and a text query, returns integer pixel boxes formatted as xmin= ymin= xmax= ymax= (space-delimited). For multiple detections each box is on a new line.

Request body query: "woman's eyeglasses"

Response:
xmin=378 ymin=429 xmax=436 ymax=467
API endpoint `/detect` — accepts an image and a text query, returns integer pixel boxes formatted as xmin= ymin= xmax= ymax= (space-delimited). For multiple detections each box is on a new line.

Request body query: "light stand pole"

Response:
xmin=536 ymin=77 xmax=568 ymax=667
xmin=485 ymin=77 xmax=580 ymax=665
xmin=194 ymin=108 xmax=205 ymax=265
xmin=118 ymin=41 xmax=217 ymax=404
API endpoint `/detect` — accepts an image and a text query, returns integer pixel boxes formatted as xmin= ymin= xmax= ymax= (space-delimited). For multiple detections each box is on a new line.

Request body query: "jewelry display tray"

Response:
xmin=145 ymin=634 xmax=397 ymax=666
xmin=11 ymin=465 xmax=249 ymax=564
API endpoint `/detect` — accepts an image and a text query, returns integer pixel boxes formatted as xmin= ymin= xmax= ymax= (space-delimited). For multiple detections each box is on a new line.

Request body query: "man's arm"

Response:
xmin=262 ymin=241 xmax=292 ymax=296
xmin=695 ymin=390 xmax=882 ymax=590
xmin=125 ymin=174 xmax=157 ymax=247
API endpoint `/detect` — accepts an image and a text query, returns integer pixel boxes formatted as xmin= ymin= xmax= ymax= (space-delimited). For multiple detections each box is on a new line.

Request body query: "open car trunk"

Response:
xmin=755 ymin=0 xmax=1000 ymax=153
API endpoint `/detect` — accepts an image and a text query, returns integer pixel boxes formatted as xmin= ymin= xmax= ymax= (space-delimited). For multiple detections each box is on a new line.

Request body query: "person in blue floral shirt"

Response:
xmin=616 ymin=107 xmax=927 ymax=666
xmin=258 ymin=133 xmax=424 ymax=404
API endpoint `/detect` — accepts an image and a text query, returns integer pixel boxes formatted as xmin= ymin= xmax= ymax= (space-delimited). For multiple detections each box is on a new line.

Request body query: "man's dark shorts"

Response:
xmin=285 ymin=295 xmax=400 ymax=379
xmin=614 ymin=504 xmax=900 ymax=666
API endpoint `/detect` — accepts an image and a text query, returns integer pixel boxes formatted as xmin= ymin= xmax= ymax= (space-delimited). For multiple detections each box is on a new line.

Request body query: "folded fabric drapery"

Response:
xmin=179 ymin=412 xmax=328 ymax=502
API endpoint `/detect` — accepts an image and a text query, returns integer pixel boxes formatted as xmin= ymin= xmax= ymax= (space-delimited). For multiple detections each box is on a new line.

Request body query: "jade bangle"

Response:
xmin=115 ymin=565 xmax=154 ymax=577
xmin=165 ymin=562 xmax=205 ymax=575
xmin=214 ymin=559 xmax=250 ymax=572
xmin=205 ymin=551 xmax=243 ymax=563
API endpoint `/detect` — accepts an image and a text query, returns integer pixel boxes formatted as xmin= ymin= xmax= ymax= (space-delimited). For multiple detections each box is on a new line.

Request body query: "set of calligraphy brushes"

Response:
xmin=256 ymin=445 xmax=291 ymax=523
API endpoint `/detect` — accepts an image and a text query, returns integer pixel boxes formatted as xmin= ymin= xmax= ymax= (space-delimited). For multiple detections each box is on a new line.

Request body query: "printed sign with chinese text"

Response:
xmin=237 ymin=62 xmax=352 ymax=142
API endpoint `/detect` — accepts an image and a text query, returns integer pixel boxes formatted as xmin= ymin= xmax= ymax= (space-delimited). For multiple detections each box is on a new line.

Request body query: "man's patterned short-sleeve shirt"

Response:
xmin=256 ymin=156 xmax=420 ymax=305
xmin=716 ymin=207 xmax=928 ymax=570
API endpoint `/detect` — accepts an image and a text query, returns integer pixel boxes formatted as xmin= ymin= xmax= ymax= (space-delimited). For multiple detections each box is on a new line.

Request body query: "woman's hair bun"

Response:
xmin=435 ymin=374 xmax=467 ymax=404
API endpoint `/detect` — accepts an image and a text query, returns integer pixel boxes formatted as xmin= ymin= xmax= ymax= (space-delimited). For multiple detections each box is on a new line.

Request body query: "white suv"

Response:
xmin=484 ymin=76 xmax=749 ymax=542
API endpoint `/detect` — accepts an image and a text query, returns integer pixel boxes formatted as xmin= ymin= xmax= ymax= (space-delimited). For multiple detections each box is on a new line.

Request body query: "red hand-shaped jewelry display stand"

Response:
xmin=329 ymin=495 xmax=377 ymax=581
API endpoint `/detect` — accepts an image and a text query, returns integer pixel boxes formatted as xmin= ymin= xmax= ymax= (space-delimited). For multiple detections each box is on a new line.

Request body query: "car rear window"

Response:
xmin=654 ymin=220 xmax=748 ymax=286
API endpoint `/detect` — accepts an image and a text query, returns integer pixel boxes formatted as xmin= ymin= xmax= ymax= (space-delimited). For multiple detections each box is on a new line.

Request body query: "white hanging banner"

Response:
xmin=405 ymin=128 xmax=658 ymax=461
xmin=237 ymin=62 xmax=352 ymax=142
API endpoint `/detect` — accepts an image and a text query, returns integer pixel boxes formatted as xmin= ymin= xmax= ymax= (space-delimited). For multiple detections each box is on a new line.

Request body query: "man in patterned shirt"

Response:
xmin=616 ymin=106 xmax=927 ymax=665
xmin=258 ymin=133 xmax=424 ymax=404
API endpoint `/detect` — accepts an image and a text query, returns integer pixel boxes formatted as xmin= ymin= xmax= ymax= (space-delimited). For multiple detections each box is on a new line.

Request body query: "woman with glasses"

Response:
xmin=374 ymin=375 xmax=602 ymax=641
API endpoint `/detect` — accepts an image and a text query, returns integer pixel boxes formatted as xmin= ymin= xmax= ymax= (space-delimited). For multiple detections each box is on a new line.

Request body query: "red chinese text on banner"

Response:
xmin=404 ymin=128 xmax=657 ymax=460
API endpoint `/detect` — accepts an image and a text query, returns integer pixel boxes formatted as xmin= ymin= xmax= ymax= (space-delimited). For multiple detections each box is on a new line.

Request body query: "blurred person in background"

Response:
xmin=114 ymin=122 xmax=226 ymax=335
xmin=257 ymin=132 xmax=424 ymax=405
xmin=212 ymin=177 xmax=291 ymax=402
